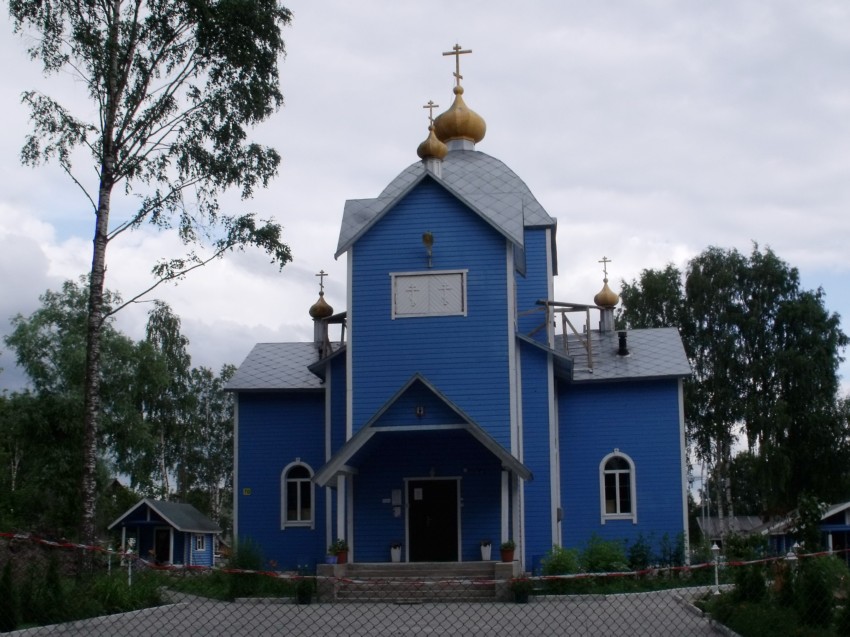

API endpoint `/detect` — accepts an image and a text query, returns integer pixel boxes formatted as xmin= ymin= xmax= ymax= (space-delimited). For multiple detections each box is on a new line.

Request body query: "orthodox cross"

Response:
xmin=598 ymin=256 xmax=612 ymax=278
xmin=423 ymin=100 xmax=440 ymax=125
xmin=315 ymin=269 xmax=328 ymax=293
xmin=442 ymin=43 xmax=472 ymax=87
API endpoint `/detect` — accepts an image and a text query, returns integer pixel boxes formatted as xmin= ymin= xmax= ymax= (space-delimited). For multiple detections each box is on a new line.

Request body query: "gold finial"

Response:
xmin=423 ymin=100 xmax=440 ymax=124
xmin=310 ymin=270 xmax=333 ymax=319
xmin=442 ymin=43 xmax=472 ymax=88
xmin=594 ymin=257 xmax=619 ymax=308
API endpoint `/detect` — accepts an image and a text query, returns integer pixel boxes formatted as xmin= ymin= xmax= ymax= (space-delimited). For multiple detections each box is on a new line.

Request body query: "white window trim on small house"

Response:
xmin=194 ymin=534 xmax=206 ymax=552
xmin=599 ymin=450 xmax=637 ymax=524
xmin=390 ymin=270 xmax=468 ymax=319
xmin=281 ymin=460 xmax=316 ymax=530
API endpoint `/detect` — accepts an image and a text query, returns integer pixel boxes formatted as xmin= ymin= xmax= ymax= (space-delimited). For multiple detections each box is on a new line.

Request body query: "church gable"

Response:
xmin=370 ymin=375 xmax=469 ymax=429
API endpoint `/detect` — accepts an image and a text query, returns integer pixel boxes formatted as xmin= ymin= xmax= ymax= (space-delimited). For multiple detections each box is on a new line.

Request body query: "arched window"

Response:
xmin=281 ymin=461 xmax=314 ymax=529
xmin=599 ymin=451 xmax=637 ymax=524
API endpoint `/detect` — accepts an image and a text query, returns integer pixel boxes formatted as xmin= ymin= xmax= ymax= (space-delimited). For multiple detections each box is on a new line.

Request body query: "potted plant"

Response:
xmin=500 ymin=539 xmax=516 ymax=562
xmin=328 ymin=538 xmax=349 ymax=564
xmin=480 ymin=539 xmax=492 ymax=561
xmin=390 ymin=541 xmax=402 ymax=562
xmin=510 ymin=576 xmax=534 ymax=604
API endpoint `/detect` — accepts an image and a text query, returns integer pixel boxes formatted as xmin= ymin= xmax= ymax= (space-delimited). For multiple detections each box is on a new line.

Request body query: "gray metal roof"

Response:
xmin=225 ymin=342 xmax=325 ymax=391
xmin=556 ymin=327 xmax=691 ymax=382
xmin=108 ymin=498 xmax=221 ymax=534
xmin=335 ymin=150 xmax=556 ymax=258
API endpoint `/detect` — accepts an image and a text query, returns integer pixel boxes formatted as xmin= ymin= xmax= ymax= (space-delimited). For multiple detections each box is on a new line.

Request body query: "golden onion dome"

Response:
xmin=433 ymin=85 xmax=486 ymax=144
xmin=594 ymin=278 xmax=620 ymax=309
xmin=417 ymin=124 xmax=448 ymax=160
xmin=309 ymin=292 xmax=334 ymax=319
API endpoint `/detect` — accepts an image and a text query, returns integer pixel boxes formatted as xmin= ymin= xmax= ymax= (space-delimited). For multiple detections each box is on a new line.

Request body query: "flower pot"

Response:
xmin=391 ymin=546 xmax=402 ymax=562
xmin=336 ymin=549 xmax=348 ymax=564
xmin=324 ymin=555 xmax=337 ymax=564
xmin=480 ymin=544 xmax=492 ymax=560
xmin=500 ymin=548 xmax=515 ymax=562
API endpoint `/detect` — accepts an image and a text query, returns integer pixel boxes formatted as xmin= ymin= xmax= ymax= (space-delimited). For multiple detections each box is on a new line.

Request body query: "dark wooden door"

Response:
xmin=408 ymin=479 xmax=458 ymax=562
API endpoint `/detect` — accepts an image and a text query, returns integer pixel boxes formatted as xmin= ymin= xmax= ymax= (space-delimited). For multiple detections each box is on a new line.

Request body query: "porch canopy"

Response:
xmin=314 ymin=374 xmax=532 ymax=487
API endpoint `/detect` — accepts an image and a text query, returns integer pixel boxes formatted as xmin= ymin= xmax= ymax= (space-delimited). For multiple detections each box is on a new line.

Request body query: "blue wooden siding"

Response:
xmin=349 ymin=429 xmax=504 ymax=562
xmin=559 ymin=380 xmax=685 ymax=555
xmin=515 ymin=228 xmax=552 ymax=339
xmin=237 ymin=391 xmax=327 ymax=569
xmin=519 ymin=341 xmax=555 ymax=562
xmin=189 ymin=533 xmax=216 ymax=567
xmin=349 ymin=178 xmax=513 ymax=447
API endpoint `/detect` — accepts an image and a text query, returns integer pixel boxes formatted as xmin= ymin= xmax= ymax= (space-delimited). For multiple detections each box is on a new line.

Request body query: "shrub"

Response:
xmin=228 ymin=538 xmax=264 ymax=600
xmin=541 ymin=545 xmax=581 ymax=594
xmin=796 ymin=555 xmax=848 ymax=628
xmin=581 ymin=535 xmax=628 ymax=573
xmin=627 ymin=533 xmax=653 ymax=571
xmin=0 ymin=561 xmax=17 ymax=632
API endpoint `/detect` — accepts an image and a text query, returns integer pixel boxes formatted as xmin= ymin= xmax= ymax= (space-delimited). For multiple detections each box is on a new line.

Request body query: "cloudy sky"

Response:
xmin=1 ymin=0 xmax=849 ymax=394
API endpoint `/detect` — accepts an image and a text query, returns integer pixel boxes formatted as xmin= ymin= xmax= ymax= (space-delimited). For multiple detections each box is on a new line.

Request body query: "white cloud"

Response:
xmin=1 ymin=0 xmax=848 ymax=392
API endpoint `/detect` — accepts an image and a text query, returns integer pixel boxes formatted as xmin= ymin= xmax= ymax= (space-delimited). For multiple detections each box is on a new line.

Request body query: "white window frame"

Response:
xmin=281 ymin=460 xmax=315 ymax=529
xmin=194 ymin=534 xmax=206 ymax=552
xmin=390 ymin=270 xmax=468 ymax=319
xmin=599 ymin=450 xmax=637 ymax=524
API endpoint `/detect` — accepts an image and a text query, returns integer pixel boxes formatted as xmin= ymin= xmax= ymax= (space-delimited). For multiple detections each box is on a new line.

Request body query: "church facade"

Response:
xmin=227 ymin=50 xmax=691 ymax=571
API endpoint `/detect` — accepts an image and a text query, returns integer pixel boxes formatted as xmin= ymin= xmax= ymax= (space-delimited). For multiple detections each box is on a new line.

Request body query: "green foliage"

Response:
xmin=541 ymin=544 xmax=581 ymax=594
xmin=796 ymin=556 xmax=849 ymax=628
xmin=793 ymin=494 xmax=827 ymax=552
xmin=627 ymin=533 xmax=653 ymax=571
xmin=542 ymin=545 xmax=580 ymax=576
xmin=723 ymin=533 xmax=768 ymax=561
xmin=581 ymin=535 xmax=628 ymax=573
xmin=228 ymin=538 xmax=265 ymax=599
xmin=0 ymin=561 xmax=17 ymax=632
xmin=619 ymin=244 xmax=849 ymax=516
xmin=10 ymin=0 xmax=293 ymax=541
xmin=657 ymin=532 xmax=686 ymax=566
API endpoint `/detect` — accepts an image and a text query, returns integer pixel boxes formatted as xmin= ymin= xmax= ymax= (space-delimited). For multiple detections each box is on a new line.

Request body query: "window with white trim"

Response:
xmin=599 ymin=451 xmax=637 ymax=523
xmin=282 ymin=461 xmax=314 ymax=529
xmin=391 ymin=270 xmax=467 ymax=318
xmin=194 ymin=534 xmax=206 ymax=552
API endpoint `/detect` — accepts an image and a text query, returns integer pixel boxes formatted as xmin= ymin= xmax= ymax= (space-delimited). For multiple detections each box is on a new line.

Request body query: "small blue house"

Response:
xmin=108 ymin=499 xmax=221 ymax=567
xmin=228 ymin=62 xmax=691 ymax=571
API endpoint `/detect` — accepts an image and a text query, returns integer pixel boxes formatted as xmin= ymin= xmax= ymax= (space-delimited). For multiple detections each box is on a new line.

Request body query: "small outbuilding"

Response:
xmin=109 ymin=498 xmax=221 ymax=567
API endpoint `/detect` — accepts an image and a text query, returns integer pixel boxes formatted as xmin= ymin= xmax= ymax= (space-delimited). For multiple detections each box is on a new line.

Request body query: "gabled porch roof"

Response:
xmin=314 ymin=374 xmax=532 ymax=487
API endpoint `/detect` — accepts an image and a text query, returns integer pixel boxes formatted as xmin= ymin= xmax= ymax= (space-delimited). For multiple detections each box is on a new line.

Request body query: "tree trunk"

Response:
xmin=80 ymin=179 xmax=112 ymax=545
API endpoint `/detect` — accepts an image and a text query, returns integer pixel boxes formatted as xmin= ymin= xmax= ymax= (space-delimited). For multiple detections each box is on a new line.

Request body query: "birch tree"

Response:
xmin=10 ymin=0 xmax=293 ymax=542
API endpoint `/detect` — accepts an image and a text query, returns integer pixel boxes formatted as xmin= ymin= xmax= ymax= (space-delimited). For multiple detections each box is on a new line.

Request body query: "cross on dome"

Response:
xmin=442 ymin=43 xmax=472 ymax=87
xmin=423 ymin=100 xmax=440 ymax=125
xmin=315 ymin=269 xmax=328 ymax=293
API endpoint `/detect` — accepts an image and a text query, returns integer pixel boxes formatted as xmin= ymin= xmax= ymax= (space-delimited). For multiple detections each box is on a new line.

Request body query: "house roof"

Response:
xmin=225 ymin=342 xmax=325 ymax=391
xmin=335 ymin=150 xmax=556 ymax=259
xmin=696 ymin=516 xmax=766 ymax=539
xmin=557 ymin=327 xmax=691 ymax=382
xmin=108 ymin=499 xmax=221 ymax=534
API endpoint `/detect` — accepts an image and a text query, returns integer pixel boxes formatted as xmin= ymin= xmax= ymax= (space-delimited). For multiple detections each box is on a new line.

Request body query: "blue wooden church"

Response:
xmin=228 ymin=50 xmax=691 ymax=571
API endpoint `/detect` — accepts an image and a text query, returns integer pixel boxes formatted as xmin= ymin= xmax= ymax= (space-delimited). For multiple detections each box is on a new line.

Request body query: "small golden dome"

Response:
xmin=594 ymin=278 xmax=620 ymax=308
xmin=417 ymin=125 xmax=448 ymax=160
xmin=309 ymin=292 xmax=334 ymax=319
xmin=434 ymin=86 xmax=486 ymax=144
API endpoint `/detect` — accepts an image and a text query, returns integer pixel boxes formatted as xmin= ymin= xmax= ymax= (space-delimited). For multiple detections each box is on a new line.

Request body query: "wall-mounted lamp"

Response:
xmin=415 ymin=405 xmax=426 ymax=418
xmin=422 ymin=231 xmax=434 ymax=268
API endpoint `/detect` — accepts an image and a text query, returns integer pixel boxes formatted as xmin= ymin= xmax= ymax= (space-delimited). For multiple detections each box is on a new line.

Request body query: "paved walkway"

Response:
xmin=9 ymin=588 xmax=724 ymax=636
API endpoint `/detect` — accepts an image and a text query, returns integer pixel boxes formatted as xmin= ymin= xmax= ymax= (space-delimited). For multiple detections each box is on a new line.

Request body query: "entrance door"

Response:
xmin=154 ymin=528 xmax=171 ymax=564
xmin=408 ymin=479 xmax=459 ymax=562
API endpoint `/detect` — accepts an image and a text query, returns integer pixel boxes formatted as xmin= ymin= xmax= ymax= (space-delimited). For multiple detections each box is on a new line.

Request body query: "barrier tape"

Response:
xmin=4 ymin=530 xmax=848 ymax=585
